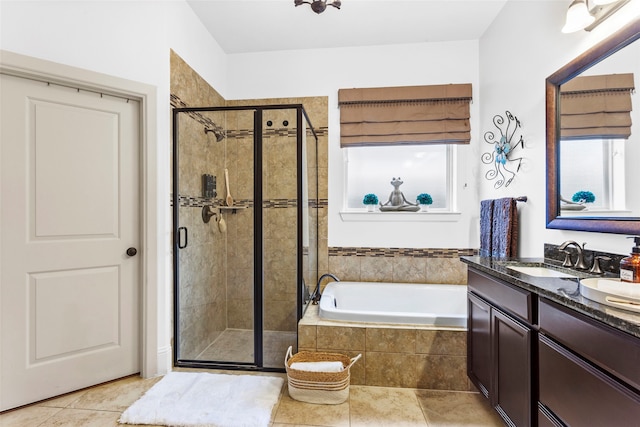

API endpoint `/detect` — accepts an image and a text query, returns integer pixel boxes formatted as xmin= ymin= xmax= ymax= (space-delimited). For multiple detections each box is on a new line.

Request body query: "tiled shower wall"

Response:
xmin=170 ymin=51 xmax=227 ymax=358
xmin=171 ymin=51 xmax=329 ymax=357
xmin=225 ymin=100 xmax=328 ymax=332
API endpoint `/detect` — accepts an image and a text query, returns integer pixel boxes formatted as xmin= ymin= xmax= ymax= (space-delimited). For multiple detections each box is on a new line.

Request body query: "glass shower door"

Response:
xmin=173 ymin=105 xmax=317 ymax=371
xmin=261 ymin=108 xmax=300 ymax=368
xmin=173 ymin=108 xmax=256 ymax=366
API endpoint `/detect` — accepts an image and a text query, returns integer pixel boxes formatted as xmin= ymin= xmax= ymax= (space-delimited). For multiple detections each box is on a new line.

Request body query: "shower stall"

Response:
xmin=172 ymin=104 xmax=319 ymax=371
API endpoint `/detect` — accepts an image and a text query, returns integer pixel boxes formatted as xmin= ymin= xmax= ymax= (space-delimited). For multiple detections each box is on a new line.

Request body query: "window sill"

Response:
xmin=339 ymin=210 xmax=462 ymax=222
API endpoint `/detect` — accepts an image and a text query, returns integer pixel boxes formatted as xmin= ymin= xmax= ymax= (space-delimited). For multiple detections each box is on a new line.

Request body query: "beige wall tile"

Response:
xmin=425 ymin=258 xmax=468 ymax=284
xmin=416 ymin=354 xmax=468 ymax=391
xmin=328 ymin=256 xmax=361 ymax=281
xmin=416 ymin=330 xmax=466 ymax=356
xmin=227 ymin=299 xmax=253 ymax=330
xmin=366 ymin=328 xmax=416 ymax=353
xmin=265 ymin=300 xmax=297 ymax=332
xmin=317 ymin=325 xmax=366 ymax=351
xmin=365 ymin=352 xmax=417 ymax=388
xmin=297 ymin=325 xmax=317 ymax=350
xmin=360 ymin=256 xmax=393 ymax=282
xmin=392 ymin=256 xmax=427 ymax=283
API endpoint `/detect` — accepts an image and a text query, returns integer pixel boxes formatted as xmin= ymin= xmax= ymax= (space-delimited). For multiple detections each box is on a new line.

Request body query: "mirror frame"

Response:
xmin=546 ymin=17 xmax=640 ymax=234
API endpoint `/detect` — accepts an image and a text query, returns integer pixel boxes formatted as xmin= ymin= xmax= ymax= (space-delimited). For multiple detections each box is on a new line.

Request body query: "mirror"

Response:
xmin=546 ymin=17 xmax=640 ymax=234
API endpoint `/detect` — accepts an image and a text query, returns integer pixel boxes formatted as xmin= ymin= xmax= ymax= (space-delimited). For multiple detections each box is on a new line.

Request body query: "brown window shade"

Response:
xmin=338 ymin=84 xmax=473 ymax=147
xmin=560 ymin=73 xmax=634 ymax=140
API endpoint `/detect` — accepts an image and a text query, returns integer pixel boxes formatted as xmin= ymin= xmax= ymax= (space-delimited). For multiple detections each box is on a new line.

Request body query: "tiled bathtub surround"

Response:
xmin=328 ymin=247 xmax=476 ymax=285
xmin=299 ymin=305 xmax=471 ymax=390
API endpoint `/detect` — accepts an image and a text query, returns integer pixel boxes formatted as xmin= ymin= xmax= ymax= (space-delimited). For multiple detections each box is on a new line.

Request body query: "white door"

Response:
xmin=0 ymin=74 xmax=140 ymax=411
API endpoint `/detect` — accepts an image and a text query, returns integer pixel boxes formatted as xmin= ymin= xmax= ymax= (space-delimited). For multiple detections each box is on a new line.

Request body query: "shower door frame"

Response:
xmin=171 ymin=104 xmax=318 ymax=372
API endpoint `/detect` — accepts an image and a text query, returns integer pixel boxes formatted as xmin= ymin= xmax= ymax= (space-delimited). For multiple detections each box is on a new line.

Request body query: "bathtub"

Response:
xmin=318 ymin=281 xmax=467 ymax=327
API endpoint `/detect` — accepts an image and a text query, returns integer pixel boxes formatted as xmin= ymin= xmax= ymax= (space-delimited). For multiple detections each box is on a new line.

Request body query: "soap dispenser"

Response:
xmin=620 ymin=236 xmax=640 ymax=283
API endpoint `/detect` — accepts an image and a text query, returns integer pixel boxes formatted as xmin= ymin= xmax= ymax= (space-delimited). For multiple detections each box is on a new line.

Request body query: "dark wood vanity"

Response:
xmin=464 ymin=258 xmax=640 ymax=427
xmin=468 ymin=268 xmax=534 ymax=426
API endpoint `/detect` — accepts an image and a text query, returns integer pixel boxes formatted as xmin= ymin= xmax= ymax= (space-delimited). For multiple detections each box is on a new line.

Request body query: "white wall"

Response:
xmin=0 ymin=0 xmax=229 ymax=376
xmin=479 ymin=0 xmax=640 ymax=257
xmin=227 ymin=41 xmax=482 ymax=248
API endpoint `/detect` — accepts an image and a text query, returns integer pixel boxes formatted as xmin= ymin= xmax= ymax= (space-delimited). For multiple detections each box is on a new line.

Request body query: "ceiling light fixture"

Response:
xmin=294 ymin=0 xmax=341 ymax=14
xmin=561 ymin=0 xmax=630 ymax=33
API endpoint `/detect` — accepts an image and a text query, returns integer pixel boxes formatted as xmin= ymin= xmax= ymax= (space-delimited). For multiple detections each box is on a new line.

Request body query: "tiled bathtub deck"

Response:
xmin=298 ymin=305 xmax=471 ymax=390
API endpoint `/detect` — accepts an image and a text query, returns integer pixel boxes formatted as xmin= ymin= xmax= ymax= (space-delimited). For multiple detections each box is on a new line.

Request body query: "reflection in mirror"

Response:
xmin=560 ymin=138 xmax=628 ymax=214
xmin=559 ymin=70 xmax=636 ymax=216
xmin=546 ymin=17 xmax=640 ymax=234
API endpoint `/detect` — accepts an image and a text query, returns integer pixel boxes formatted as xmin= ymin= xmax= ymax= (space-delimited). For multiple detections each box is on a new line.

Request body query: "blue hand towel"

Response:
xmin=479 ymin=199 xmax=494 ymax=257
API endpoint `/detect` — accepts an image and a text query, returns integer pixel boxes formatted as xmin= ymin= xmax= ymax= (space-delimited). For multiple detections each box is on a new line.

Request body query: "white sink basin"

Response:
xmin=580 ymin=278 xmax=640 ymax=313
xmin=507 ymin=266 xmax=576 ymax=278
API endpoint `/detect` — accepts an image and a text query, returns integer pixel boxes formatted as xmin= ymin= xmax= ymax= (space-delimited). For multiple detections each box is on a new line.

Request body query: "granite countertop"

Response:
xmin=461 ymin=256 xmax=640 ymax=339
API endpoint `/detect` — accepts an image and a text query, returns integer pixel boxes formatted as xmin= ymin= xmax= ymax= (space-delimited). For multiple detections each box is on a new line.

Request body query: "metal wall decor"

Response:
xmin=481 ymin=110 xmax=525 ymax=189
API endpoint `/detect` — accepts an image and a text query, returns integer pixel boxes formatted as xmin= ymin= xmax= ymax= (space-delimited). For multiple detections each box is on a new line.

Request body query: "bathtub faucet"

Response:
xmin=310 ymin=273 xmax=340 ymax=305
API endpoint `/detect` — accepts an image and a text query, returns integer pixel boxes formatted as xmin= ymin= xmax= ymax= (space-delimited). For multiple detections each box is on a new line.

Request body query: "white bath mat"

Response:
xmin=119 ymin=371 xmax=284 ymax=427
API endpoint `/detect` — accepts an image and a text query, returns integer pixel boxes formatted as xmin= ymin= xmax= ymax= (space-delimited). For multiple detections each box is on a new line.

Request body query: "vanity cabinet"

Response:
xmin=538 ymin=298 xmax=640 ymax=425
xmin=468 ymin=269 xmax=534 ymax=427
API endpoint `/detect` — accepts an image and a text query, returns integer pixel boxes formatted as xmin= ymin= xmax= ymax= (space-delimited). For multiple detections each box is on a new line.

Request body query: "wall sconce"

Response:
xmin=562 ymin=0 xmax=630 ymax=33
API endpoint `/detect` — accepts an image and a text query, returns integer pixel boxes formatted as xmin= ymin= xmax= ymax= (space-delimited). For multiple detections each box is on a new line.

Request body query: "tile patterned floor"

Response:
xmin=0 ymin=370 xmax=504 ymax=426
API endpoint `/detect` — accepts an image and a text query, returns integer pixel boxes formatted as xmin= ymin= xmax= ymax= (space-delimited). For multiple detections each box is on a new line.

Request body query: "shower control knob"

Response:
xmin=126 ymin=247 xmax=138 ymax=257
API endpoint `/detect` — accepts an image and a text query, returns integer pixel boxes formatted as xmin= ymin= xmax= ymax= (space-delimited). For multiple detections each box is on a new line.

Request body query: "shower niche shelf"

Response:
xmin=219 ymin=205 xmax=248 ymax=214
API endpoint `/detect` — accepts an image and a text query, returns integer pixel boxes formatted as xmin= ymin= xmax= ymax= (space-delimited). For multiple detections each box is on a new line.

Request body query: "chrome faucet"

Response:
xmin=558 ymin=241 xmax=589 ymax=270
xmin=310 ymin=273 xmax=340 ymax=305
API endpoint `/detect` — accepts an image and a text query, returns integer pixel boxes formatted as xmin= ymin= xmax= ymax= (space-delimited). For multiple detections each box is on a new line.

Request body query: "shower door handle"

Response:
xmin=177 ymin=226 xmax=188 ymax=249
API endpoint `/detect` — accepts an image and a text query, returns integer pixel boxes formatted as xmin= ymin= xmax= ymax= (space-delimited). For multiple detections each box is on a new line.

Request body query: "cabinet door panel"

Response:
xmin=538 ymin=405 xmax=564 ymax=427
xmin=539 ymin=334 xmax=640 ymax=425
xmin=493 ymin=309 xmax=532 ymax=427
xmin=468 ymin=292 xmax=492 ymax=399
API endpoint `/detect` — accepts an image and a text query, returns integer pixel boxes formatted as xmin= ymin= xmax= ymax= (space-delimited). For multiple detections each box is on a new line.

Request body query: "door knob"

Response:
xmin=126 ymin=247 xmax=138 ymax=257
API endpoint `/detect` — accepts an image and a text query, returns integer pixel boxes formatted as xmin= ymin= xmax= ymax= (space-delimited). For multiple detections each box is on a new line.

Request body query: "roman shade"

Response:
xmin=338 ymin=84 xmax=472 ymax=147
xmin=560 ymin=73 xmax=635 ymax=140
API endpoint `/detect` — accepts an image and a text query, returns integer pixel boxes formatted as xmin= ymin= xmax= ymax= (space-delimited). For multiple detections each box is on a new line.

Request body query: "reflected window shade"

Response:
xmin=338 ymin=84 xmax=472 ymax=147
xmin=560 ymin=73 xmax=634 ymax=140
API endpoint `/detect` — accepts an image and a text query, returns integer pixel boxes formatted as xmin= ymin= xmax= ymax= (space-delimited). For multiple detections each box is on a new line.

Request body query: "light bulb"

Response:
xmin=562 ymin=0 xmax=595 ymax=33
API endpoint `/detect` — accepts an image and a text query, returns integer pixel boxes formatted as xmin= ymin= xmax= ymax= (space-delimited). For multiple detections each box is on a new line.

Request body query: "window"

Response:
xmin=345 ymin=145 xmax=453 ymax=210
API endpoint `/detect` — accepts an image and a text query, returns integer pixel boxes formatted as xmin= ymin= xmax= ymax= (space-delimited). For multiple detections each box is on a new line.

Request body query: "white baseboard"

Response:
xmin=156 ymin=345 xmax=172 ymax=376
